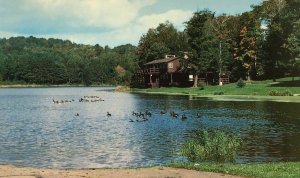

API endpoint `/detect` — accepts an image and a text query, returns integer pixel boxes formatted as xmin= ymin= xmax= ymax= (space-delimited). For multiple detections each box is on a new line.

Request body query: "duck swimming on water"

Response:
xmin=160 ymin=111 xmax=166 ymax=115
xmin=145 ymin=110 xmax=152 ymax=117
xmin=195 ymin=113 xmax=201 ymax=118
xmin=181 ymin=114 xmax=187 ymax=120
xmin=170 ymin=111 xmax=179 ymax=118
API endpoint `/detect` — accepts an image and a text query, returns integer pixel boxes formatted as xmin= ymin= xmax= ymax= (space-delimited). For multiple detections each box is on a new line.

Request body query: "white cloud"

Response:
xmin=138 ymin=9 xmax=193 ymax=31
xmin=76 ymin=9 xmax=193 ymax=46
xmin=0 ymin=0 xmax=193 ymax=47
xmin=35 ymin=0 xmax=158 ymax=28
xmin=0 ymin=0 xmax=157 ymax=30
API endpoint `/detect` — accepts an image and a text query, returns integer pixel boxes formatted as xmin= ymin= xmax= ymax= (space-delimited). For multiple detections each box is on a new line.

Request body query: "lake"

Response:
xmin=0 ymin=87 xmax=299 ymax=168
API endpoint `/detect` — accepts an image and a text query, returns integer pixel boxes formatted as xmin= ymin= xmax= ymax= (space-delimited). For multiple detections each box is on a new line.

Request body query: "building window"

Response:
xmin=168 ymin=62 xmax=173 ymax=68
xmin=189 ymin=75 xmax=193 ymax=81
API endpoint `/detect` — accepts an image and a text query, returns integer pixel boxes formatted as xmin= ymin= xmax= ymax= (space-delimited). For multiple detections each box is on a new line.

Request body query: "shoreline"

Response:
xmin=131 ymin=90 xmax=300 ymax=103
xmin=0 ymin=165 xmax=241 ymax=178
xmin=1 ymin=84 xmax=299 ymax=103
xmin=0 ymin=84 xmax=114 ymax=88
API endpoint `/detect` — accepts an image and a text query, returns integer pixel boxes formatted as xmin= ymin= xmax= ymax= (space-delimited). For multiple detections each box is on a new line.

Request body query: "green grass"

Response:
xmin=131 ymin=77 xmax=300 ymax=96
xmin=169 ymin=162 xmax=300 ymax=178
xmin=180 ymin=130 xmax=241 ymax=163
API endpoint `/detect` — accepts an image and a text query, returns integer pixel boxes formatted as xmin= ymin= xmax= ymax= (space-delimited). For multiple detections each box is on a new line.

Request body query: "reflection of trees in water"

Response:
xmin=137 ymin=96 xmax=300 ymax=163
xmin=128 ymin=94 xmax=200 ymax=165
xmin=238 ymin=101 xmax=300 ymax=162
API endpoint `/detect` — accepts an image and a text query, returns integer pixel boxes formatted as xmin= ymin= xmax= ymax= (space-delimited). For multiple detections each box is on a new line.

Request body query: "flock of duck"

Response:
xmin=79 ymin=96 xmax=105 ymax=102
xmin=52 ymin=96 xmax=105 ymax=104
xmin=52 ymin=95 xmax=201 ymax=122
xmin=128 ymin=110 xmax=201 ymax=123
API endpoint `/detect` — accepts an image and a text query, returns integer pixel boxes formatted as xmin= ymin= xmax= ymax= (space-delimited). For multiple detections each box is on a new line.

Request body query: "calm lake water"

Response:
xmin=0 ymin=87 xmax=299 ymax=168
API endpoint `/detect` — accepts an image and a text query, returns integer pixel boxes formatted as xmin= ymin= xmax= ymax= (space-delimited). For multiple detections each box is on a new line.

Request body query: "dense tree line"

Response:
xmin=0 ymin=36 xmax=138 ymax=85
xmin=0 ymin=0 xmax=298 ymax=86
xmin=137 ymin=0 xmax=300 ymax=86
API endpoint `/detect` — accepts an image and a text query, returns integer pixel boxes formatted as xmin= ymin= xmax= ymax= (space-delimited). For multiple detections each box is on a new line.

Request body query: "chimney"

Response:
xmin=165 ymin=55 xmax=176 ymax=59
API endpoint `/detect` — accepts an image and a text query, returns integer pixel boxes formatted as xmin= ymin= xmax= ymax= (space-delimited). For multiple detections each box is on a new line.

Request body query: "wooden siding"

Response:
xmin=167 ymin=58 xmax=181 ymax=73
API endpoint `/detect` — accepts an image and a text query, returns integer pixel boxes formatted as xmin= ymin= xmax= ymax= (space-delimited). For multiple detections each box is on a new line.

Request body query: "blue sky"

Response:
xmin=0 ymin=0 xmax=263 ymax=47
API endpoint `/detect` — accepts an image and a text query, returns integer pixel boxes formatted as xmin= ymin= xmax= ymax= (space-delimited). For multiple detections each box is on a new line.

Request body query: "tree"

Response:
xmin=253 ymin=0 xmax=297 ymax=81
xmin=209 ymin=14 xmax=235 ymax=84
xmin=185 ymin=10 xmax=217 ymax=87
xmin=137 ymin=21 xmax=189 ymax=65
xmin=285 ymin=0 xmax=300 ymax=79
xmin=0 ymin=36 xmax=139 ymax=85
xmin=232 ymin=12 xmax=262 ymax=81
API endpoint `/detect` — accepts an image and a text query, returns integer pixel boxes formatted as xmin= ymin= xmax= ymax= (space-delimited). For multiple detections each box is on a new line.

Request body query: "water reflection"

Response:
xmin=0 ymin=87 xmax=299 ymax=168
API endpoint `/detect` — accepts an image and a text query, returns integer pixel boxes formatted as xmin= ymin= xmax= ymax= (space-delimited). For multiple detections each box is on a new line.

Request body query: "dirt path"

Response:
xmin=0 ymin=165 xmax=243 ymax=178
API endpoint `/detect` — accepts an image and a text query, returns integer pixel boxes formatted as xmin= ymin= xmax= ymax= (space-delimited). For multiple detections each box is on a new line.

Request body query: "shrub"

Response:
xmin=198 ymin=83 xmax=205 ymax=90
xmin=281 ymin=90 xmax=293 ymax=96
xmin=214 ymin=91 xmax=224 ymax=95
xmin=180 ymin=130 xmax=241 ymax=163
xmin=268 ymin=90 xmax=293 ymax=96
xmin=268 ymin=90 xmax=281 ymax=96
xmin=236 ymin=78 xmax=245 ymax=88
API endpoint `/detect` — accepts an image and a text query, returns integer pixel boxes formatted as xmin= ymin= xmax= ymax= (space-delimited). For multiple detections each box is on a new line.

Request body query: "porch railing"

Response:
xmin=145 ymin=68 xmax=160 ymax=74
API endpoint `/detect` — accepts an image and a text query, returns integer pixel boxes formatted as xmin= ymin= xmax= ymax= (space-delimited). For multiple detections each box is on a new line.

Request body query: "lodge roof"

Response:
xmin=144 ymin=57 xmax=181 ymax=65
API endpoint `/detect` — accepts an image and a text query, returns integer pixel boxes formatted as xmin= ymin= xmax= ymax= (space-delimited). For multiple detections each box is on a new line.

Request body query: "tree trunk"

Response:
xmin=193 ymin=74 xmax=198 ymax=87
xmin=247 ymin=69 xmax=251 ymax=82
xmin=272 ymin=60 xmax=277 ymax=82
xmin=219 ymin=40 xmax=222 ymax=86
xmin=272 ymin=67 xmax=276 ymax=82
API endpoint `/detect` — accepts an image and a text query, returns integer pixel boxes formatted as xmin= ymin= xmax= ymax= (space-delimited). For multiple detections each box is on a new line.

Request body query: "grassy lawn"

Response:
xmin=131 ymin=77 xmax=300 ymax=96
xmin=169 ymin=162 xmax=300 ymax=178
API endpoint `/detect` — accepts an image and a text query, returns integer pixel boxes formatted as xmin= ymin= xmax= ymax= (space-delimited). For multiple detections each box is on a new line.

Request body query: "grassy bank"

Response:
xmin=131 ymin=77 xmax=300 ymax=96
xmin=169 ymin=162 xmax=300 ymax=178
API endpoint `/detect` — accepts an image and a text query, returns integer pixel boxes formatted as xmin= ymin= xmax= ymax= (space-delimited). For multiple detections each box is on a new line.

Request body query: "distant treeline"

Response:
xmin=0 ymin=0 xmax=299 ymax=86
xmin=0 ymin=37 xmax=138 ymax=85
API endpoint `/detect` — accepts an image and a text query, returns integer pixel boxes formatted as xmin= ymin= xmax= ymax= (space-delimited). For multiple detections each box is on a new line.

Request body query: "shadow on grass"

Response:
xmin=269 ymin=79 xmax=300 ymax=87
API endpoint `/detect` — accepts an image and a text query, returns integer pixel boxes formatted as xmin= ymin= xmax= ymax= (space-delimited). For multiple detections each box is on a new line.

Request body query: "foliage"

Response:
xmin=214 ymin=91 xmax=224 ymax=95
xmin=198 ymin=83 xmax=205 ymax=90
xmin=236 ymin=78 xmax=246 ymax=88
xmin=134 ymin=0 xmax=300 ymax=84
xmin=136 ymin=21 xmax=189 ymax=65
xmin=180 ymin=130 xmax=242 ymax=163
xmin=253 ymin=0 xmax=300 ymax=81
xmin=185 ymin=10 xmax=220 ymax=87
xmin=0 ymin=37 xmax=138 ymax=85
xmin=268 ymin=89 xmax=293 ymax=96
xmin=169 ymin=162 xmax=300 ymax=178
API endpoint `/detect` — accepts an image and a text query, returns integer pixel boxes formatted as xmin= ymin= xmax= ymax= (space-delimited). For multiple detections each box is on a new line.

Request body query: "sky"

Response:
xmin=0 ymin=0 xmax=264 ymax=47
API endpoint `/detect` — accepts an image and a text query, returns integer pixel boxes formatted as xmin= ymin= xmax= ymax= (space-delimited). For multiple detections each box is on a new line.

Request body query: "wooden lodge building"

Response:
xmin=132 ymin=55 xmax=193 ymax=88
xmin=132 ymin=55 xmax=230 ymax=88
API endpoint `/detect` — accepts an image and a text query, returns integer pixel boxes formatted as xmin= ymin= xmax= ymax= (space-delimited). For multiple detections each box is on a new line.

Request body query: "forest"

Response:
xmin=0 ymin=0 xmax=299 ymax=86
xmin=0 ymin=37 xmax=138 ymax=85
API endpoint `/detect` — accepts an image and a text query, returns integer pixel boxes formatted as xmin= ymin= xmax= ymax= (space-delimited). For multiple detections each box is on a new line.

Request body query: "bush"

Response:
xmin=268 ymin=90 xmax=281 ymax=96
xmin=236 ymin=78 xmax=245 ymax=88
xmin=214 ymin=91 xmax=224 ymax=95
xmin=180 ymin=130 xmax=241 ymax=163
xmin=281 ymin=90 xmax=293 ymax=96
xmin=268 ymin=90 xmax=293 ymax=96
xmin=198 ymin=83 xmax=205 ymax=90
